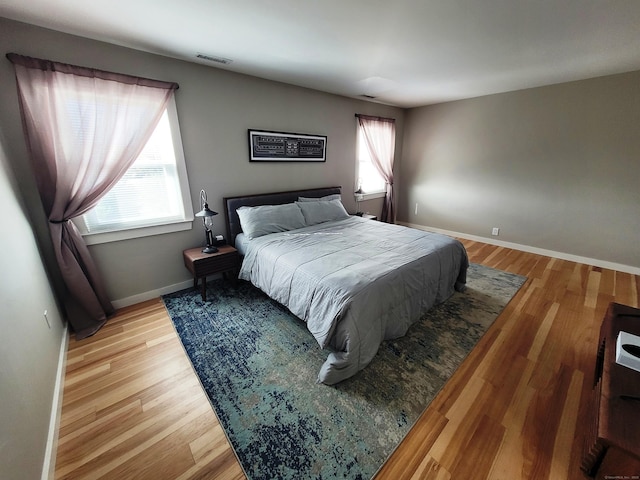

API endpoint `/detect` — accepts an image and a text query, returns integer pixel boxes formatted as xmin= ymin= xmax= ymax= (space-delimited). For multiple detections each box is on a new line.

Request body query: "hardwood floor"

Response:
xmin=54 ymin=240 xmax=639 ymax=479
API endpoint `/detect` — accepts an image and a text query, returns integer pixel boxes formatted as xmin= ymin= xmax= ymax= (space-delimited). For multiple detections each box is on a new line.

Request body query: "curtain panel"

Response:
xmin=356 ymin=114 xmax=396 ymax=223
xmin=7 ymin=53 xmax=178 ymax=339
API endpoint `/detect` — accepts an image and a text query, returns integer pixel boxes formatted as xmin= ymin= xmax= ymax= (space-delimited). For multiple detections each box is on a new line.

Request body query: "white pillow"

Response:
xmin=296 ymin=199 xmax=349 ymax=225
xmin=297 ymin=194 xmax=342 ymax=202
xmin=237 ymin=203 xmax=306 ymax=239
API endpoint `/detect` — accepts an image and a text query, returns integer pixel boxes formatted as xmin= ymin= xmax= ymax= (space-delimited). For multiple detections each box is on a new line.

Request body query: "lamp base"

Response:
xmin=202 ymin=245 xmax=218 ymax=254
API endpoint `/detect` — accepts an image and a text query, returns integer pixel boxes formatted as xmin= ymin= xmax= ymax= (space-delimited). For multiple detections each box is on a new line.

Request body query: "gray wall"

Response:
xmin=0 ymin=133 xmax=65 ymax=479
xmin=400 ymin=72 xmax=640 ymax=270
xmin=0 ymin=17 xmax=404 ymax=303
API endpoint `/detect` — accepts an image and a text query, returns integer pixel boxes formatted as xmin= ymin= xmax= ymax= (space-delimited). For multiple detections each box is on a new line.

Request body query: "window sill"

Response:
xmin=82 ymin=219 xmax=193 ymax=245
xmin=354 ymin=191 xmax=386 ymax=201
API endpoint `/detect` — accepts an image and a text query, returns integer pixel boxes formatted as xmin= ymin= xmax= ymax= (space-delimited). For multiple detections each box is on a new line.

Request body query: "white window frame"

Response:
xmin=75 ymin=96 xmax=194 ymax=245
xmin=354 ymin=120 xmax=387 ymax=201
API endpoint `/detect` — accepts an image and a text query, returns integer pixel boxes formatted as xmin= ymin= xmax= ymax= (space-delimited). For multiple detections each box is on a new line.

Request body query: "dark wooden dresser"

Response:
xmin=582 ymin=302 xmax=640 ymax=479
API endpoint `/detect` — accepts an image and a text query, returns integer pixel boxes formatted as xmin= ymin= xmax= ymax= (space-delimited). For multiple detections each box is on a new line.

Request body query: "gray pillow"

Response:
xmin=297 ymin=194 xmax=342 ymax=202
xmin=237 ymin=203 xmax=306 ymax=239
xmin=296 ymin=199 xmax=349 ymax=225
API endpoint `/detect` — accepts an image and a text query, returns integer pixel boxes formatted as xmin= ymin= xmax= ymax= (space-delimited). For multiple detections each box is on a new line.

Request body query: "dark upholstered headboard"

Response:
xmin=223 ymin=186 xmax=342 ymax=247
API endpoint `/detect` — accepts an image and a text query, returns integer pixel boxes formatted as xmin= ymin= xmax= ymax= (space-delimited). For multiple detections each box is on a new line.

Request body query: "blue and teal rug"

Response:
xmin=162 ymin=263 xmax=526 ymax=480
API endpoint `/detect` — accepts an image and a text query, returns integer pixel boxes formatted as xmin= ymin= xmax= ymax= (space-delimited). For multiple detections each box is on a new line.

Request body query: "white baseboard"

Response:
xmin=400 ymin=222 xmax=640 ymax=276
xmin=41 ymin=323 xmax=69 ymax=480
xmin=111 ymin=279 xmax=194 ymax=309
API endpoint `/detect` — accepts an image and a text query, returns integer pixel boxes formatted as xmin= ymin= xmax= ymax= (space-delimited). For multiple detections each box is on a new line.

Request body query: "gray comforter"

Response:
xmin=239 ymin=216 xmax=468 ymax=384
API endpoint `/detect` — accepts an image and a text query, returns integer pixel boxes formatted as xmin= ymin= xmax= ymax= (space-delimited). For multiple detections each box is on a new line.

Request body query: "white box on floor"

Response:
xmin=616 ymin=331 xmax=640 ymax=373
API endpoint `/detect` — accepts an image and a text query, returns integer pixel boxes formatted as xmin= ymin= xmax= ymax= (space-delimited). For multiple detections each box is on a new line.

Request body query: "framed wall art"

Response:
xmin=248 ymin=129 xmax=327 ymax=162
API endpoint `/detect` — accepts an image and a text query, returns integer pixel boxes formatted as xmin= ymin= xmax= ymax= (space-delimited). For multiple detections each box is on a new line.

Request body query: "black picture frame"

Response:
xmin=248 ymin=129 xmax=327 ymax=162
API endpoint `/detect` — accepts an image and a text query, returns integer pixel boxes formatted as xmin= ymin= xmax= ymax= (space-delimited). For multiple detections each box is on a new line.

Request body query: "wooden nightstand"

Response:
xmin=183 ymin=245 xmax=239 ymax=301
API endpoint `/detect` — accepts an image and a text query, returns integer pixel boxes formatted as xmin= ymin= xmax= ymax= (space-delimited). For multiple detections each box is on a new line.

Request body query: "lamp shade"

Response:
xmin=195 ymin=205 xmax=217 ymax=217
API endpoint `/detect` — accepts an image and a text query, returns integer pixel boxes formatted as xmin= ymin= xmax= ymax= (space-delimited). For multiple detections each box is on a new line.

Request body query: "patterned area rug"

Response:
xmin=162 ymin=263 xmax=526 ymax=480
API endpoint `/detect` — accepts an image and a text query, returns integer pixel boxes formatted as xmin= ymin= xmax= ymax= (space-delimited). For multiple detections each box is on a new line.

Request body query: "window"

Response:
xmin=356 ymin=121 xmax=388 ymax=196
xmin=76 ymin=96 xmax=193 ymax=244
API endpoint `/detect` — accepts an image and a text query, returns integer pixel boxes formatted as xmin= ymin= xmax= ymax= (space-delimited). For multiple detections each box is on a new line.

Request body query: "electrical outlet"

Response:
xmin=492 ymin=227 xmax=500 ymax=236
xmin=43 ymin=310 xmax=51 ymax=329
xmin=414 ymin=203 xmax=418 ymax=215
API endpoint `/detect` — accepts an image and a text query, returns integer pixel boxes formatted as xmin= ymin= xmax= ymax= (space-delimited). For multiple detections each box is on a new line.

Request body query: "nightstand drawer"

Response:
xmin=191 ymin=252 xmax=239 ymax=276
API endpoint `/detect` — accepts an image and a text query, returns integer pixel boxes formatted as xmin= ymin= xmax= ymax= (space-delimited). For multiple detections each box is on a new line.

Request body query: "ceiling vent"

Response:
xmin=360 ymin=94 xmax=377 ymax=99
xmin=196 ymin=53 xmax=233 ymax=65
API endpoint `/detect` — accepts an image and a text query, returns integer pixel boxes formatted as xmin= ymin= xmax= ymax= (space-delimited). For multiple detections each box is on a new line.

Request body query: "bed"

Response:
xmin=223 ymin=186 xmax=468 ymax=385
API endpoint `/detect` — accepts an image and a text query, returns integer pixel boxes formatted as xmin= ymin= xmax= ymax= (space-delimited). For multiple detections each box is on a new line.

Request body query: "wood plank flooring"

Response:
xmin=54 ymin=240 xmax=639 ymax=479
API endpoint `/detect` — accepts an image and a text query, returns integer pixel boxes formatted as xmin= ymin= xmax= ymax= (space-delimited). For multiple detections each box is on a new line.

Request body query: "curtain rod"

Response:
xmin=355 ymin=113 xmax=395 ymax=122
xmin=6 ymin=53 xmax=179 ymax=90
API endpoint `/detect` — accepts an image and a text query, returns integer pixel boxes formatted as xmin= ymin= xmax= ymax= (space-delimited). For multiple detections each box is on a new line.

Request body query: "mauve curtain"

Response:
xmin=356 ymin=114 xmax=396 ymax=223
xmin=7 ymin=53 xmax=178 ymax=339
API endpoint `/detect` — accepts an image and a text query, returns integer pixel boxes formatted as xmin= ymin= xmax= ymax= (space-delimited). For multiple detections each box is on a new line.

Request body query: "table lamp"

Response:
xmin=195 ymin=189 xmax=218 ymax=253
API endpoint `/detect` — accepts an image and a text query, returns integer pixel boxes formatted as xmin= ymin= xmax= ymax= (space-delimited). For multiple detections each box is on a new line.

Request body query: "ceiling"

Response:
xmin=1 ymin=0 xmax=640 ymax=108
